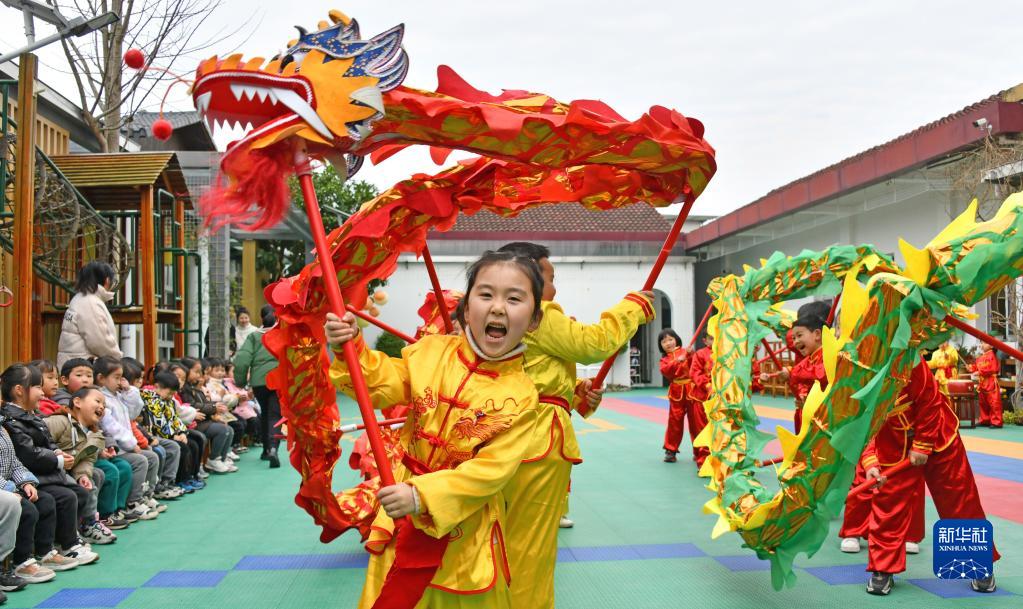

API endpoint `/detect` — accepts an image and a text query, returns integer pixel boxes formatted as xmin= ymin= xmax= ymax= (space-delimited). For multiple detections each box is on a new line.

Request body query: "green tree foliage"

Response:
xmin=374 ymin=332 xmax=406 ymax=359
xmin=247 ymin=166 xmax=379 ymax=284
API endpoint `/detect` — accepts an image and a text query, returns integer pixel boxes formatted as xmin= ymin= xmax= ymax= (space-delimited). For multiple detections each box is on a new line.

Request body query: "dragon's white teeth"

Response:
xmin=254 ymin=88 xmax=269 ymax=103
xmin=350 ymin=86 xmax=384 ymax=114
xmin=196 ymin=91 xmax=212 ymax=114
xmin=272 ymin=87 xmax=333 ymax=140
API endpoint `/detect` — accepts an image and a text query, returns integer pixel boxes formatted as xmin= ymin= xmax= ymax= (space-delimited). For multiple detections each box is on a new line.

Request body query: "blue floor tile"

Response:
xmin=714 ymin=554 xmax=771 ymax=571
xmin=36 ymin=588 xmax=135 ymax=608
xmin=234 ymin=553 xmax=369 ymax=570
xmin=802 ymin=563 xmax=869 ymax=585
xmin=632 ymin=543 xmax=706 ymax=559
xmin=906 ymin=578 xmax=1015 ymax=599
xmin=143 ymin=570 xmax=229 ymax=588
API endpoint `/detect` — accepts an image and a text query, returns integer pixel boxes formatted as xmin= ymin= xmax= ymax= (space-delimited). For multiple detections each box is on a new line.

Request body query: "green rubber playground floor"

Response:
xmin=7 ymin=389 xmax=1020 ymax=608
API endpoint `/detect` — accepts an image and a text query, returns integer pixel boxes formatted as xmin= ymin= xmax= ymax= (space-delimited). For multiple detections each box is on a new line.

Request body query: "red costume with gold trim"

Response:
xmin=844 ymin=359 xmax=997 ymax=575
xmin=968 ymin=350 xmax=1003 ymax=427
xmin=689 ymin=346 xmax=713 ymax=403
xmin=787 ymin=347 xmax=825 ymax=434
xmin=660 ymin=348 xmax=708 ymax=465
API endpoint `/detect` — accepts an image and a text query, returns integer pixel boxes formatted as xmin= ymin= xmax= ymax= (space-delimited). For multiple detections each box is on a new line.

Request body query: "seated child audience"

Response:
xmin=1 ymin=364 xmax=98 ymax=570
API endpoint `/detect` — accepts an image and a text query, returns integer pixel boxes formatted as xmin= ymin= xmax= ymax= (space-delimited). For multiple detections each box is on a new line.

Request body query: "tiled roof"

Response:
xmin=437 ymin=203 xmax=673 ymax=240
xmin=126 ymin=111 xmax=204 ymax=131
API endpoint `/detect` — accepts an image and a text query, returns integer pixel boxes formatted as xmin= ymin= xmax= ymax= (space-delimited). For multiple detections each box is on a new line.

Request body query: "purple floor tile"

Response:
xmin=234 ymin=553 xmax=368 ymax=570
xmin=143 ymin=570 xmax=228 ymax=588
xmin=714 ymin=555 xmax=771 ymax=571
xmin=906 ymin=578 xmax=1015 ymax=599
xmin=567 ymin=545 xmax=642 ymax=562
xmin=35 ymin=588 xmax=135 ymax=608
xmin=802 ymin=563 xmax=869 ymax=585
xmin=557 ymin=547 xmax=576 ymax=562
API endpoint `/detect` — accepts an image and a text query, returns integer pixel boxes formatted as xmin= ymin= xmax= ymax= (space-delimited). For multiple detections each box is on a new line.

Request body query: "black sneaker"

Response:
xmin=972 ymin=576 xmax=996 ymax=593
xmin=663 ymin=450 xmax=677 ymax=463
xmin=0 ymin=570 xmax=26 ymax=592
xmin=101 ymin=514 xmax=130 ymax=530
xmin=260 ymin=451 xmax=270 ymax=461
xmin=0 ymin=589 xmax=6 ymax=604
xmin=268 ymin=448 xmax=280 ymax=469
xmin=116 ymin=509 xmax=139 ymax=525
xmin=866 ymin=572 xmax=893 ymax=596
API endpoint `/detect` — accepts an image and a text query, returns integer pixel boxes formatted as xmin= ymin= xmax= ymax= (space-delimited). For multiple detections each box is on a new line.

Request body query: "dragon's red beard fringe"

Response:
xmin=200 ymin=142 xmax=295 ymax=231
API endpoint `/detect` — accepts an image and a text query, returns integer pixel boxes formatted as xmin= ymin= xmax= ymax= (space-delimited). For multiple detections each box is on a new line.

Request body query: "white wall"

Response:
xmin=362 ymin=254 xmax=695 ymax=387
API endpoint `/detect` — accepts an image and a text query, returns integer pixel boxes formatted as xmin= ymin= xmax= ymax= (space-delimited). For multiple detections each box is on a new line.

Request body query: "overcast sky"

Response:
xmin=1 ymin=0 xmax=1019 ymax=217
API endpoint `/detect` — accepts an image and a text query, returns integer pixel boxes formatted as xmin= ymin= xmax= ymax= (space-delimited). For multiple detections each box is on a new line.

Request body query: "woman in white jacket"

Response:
xmin=57 ymin=262 xmax=122 ymax=370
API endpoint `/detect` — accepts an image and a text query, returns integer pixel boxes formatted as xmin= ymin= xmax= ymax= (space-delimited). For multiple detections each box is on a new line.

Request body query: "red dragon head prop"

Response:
xmin=191 ymin=9 xmax=408 ymax=228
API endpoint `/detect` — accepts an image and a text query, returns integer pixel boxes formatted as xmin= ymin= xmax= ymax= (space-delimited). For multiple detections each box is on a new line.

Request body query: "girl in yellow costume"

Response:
xmin=927 ymin=341 xmax=959 ymax=396
xmin=497 ymin=242 xmax=655 ymax=609
xmin=325 ymin=251 xmax=545 ymax=609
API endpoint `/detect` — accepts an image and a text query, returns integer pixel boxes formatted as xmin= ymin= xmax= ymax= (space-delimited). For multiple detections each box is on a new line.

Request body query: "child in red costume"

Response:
xmin=860 ymin=358 xmax=998 ymax=596
xmin=659 ymin=329 xmax=708 ymax=467
xmin=968 ymin=343 xmax=1003 ymax=428
xmin=777 ymin=302 xmax=830 ymax=434
xmin=689 ymin=333 xmax=714 ymax=405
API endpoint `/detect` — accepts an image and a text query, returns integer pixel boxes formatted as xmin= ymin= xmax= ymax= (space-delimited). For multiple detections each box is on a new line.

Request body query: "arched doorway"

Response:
xmin=628 ymin=289 xmax=671 ymax=386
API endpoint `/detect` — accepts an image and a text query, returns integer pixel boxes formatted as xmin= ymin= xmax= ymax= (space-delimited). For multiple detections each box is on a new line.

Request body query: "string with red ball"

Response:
xmin=123 ymin=48 xmax=194 ymax=141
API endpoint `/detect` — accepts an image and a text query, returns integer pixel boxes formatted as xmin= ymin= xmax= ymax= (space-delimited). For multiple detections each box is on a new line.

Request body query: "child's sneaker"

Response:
xmin=155 ymin=485 xmax=182 ymax=500
xmin=226 ymin=461 xmax=239 ymax=473
xmin=115 ymin=509 xmax=139 ymax=525
xmin=96 ymin=519 xmax=117 ymax=540
xmin=81 ymin=521 xmax=116 ymax=545
xmin=559 ymin=516 xmax=574 ymax=528
xmin=866 ymin=572 xmax=893 ymax=596
xmin=61 ymin=543 xmax=99 ymax=566
xmin=235 ymin=445 xmax=249 ymax=453
xmin=38 ymin=550 xmax=78 ymax=572
xmin=206 ymin=458 xmax=230 ymax=473
xmin=127 ymin=502 xmax=158 ymax=521
xmin=197 ymin=467 xmax=210 ymax=479
xmin=145 ymin=497 xmax=168 ymax=513
xmin=0 ymin=569 xmax=27 ymax=592
xmin=101 ymin=514 xmax=129 ymax=530
xmin=190 ymin=478 xmax=206 ymax=490
xmin=13 ymin=559 xmax=55 ymax=584
xmin=227 ymin=450 xmax=240 ymax=460
xmin=840 ymin=537 xmax=861 ymax=553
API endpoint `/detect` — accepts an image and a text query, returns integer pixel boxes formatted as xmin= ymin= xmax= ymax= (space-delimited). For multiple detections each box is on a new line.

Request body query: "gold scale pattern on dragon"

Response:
xmin=697 ymin=194 xmax=1023 ymax=587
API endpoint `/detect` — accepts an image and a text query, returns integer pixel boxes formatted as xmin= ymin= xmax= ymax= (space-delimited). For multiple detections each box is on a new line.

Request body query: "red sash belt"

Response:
xmin=373 ymin=455 xmax=450 ymax=609
xmin=539 ymin=395 xmax=571 ymax=413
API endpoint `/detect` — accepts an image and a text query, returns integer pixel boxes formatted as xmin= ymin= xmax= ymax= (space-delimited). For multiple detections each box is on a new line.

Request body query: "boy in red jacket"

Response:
xmin=968 ymin=343 xmax=1003 ymax=428
xmin=860 ymin=359 xmax=998 ymax=596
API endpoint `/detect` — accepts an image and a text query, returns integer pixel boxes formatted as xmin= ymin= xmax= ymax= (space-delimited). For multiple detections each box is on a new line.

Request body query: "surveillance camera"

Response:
xmin=973 ymin=118 xmax=990 ymax=128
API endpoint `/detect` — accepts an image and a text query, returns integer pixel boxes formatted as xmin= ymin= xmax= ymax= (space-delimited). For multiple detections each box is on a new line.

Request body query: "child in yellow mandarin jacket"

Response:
xmin=926 ymin=342 xmax=959 ymax=396
xmin=326 ymin=251 xmax=546 ymax=609
xmin=498 ymin=241 xmax=655 ymax=609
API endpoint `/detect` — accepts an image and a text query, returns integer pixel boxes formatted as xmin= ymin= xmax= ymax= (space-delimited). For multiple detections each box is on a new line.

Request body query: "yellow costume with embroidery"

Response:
xmin=329 ymin=333 xmax=540 ymax=609
xmin=504 ymin=293 xmax=654 ymax=609
xmin=926 ymin=344 xmax=959 ymax=395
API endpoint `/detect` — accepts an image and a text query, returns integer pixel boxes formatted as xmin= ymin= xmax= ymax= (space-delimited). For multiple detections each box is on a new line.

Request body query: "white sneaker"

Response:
xmin=559 ymin=516 xmax=574 ymax=529
xmin=227 ymin=451 xmax=240 ymax=460
xmin=145 ymin=497 xmax=168 ymax=513
xmin=128 ymin=502 xmax=158 ymax=521
xmin=905 ymin=542 xmax=920 ymax=554
xmin=226 ymin=461 xmax=239 ymax=472
xmin=14 ymin=559 xmax=55 ymax=583
xmin=38 ymin=549 xmax=78 ymax=571
xmin=62 ymin=543 xmax=99 ymax=566
xmin=840 ymin=537 xmax=861 ymax=553
xmin=206 ymin=458 xmax=230 ymax=473
xmin=197 ymin=467 xmax=210 ymax=479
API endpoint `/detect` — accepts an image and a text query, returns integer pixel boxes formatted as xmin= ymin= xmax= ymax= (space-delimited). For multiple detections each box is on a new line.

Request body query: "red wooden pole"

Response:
xmin=760 ymin=338 xmax=785 ymax=370
xmin=756 ymin=456 xmax=784 ymax=467
xmin=421 ymin=243 xmax=454 ymax=334
xmin=340 ymin=417 xmax=407 ymax=433
xmin=945 ymin=315 xmax=1023 ymax=362
xmin=826 ymin=294 xmax=841 ymax=326
xmin=687 ymin=303 xmax=714 ymax=349
xmin=588 ymin=198 xmax=697 ymax=397
xmin=295 ymin=151 xmax=395 ymax=487
xmin=346 ymin=305 xmax=417 ymax=344
xmin=849 ymin=459 xmax=911 ymax=496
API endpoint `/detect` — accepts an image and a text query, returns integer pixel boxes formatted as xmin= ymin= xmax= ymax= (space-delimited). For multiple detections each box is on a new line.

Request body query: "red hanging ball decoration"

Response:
xmin=151 ymin=119 xmax=173 ymax=141
xmin=124 ymin=49 xmax=146 ymax=70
